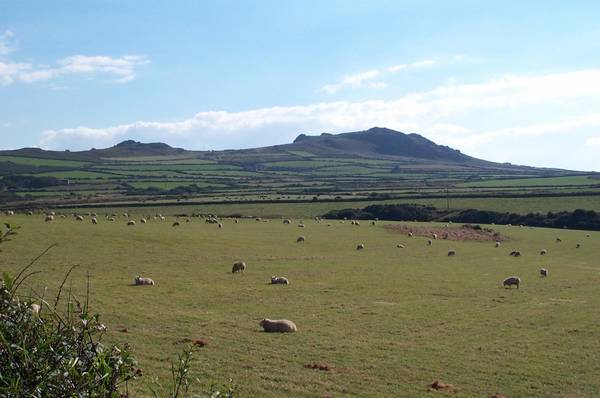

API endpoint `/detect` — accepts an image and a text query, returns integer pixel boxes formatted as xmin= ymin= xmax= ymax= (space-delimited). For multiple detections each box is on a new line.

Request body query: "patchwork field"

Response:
xmin=2 ymin=213 xmax=599 ymax=397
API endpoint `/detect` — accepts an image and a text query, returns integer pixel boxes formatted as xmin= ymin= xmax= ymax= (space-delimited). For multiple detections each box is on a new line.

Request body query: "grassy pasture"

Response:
xmin=459 ymin=175 xmax=598 ymax=188
xmin=0 ymin=155 xmax=89 ymax=167
xmin=2 ymin=214 xmax=599 ymax=397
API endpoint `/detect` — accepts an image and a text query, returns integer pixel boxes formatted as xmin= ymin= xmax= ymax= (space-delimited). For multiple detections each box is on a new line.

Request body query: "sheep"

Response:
xmin=27 ymin=211 xmax=33 ymax=216
xmin=356 ymin=243 xmax=365 ymax=250
xmin=123 ymin=212 xmax=129 ymax=218
xmin=234 ymin=219 xmax=239 ymax=224
xmin=354 ymin=221 xmax=360 ymax=226
xmin=218 ymin=223 xmax=223 ymax=228
xmin=371 ymin=221 xmax=376 ymax=225
xmin=91 ymin=217 xmax=98 ymax=225
xmin=49 ymin=211 xmax=56 ymax=216
xmin=75 ymin=215 xmax=84 ymax=221
xmin=540 ymin=268 xmax=548 ymax=277
xmin=297 ymin=235 xmax=305 ymax=243
xmin=540 ymin=249 xmax=547 ymax=255
xmin=427 ymin=239 xmax=432 ymax=246
xmin=576 ymin=243 xmax=581 ymax=248
xmin=186 ymin=218 xmax=191 ymax=223
xmin=140 ymin=218 xmax=147 ymax=224
xmin=298 ymin=223 xmax=305 ymax=228
xmin=172 ymin=221 xmax=180 ymax=227
xmin=283 ymin=219 xmax=291 ymax=224
xmin=134 ymin=276 xmax=155 ymax=285
xmin=108 ymin=217 xmax=115 ymax=222
xmin=408 ymin=232 xmax=413 ymax=238
xmin=432 ymin=233 xmax=438 ymax=240
xmin=447 ymin=250 xmax=456 ymax=256
xmin=509 ymin=251 xmax=521 ymax=257
xmin=586 ymin=234 xmax=590 ymax=238
xmin=271 ymin=276 xmax=289 ymax=285
xmin=5 ymin=210 xmax=14 ymax=216
xmin=127 ymin=220 xmax=136 ymax=226
xmin=495 ymin=241 xmax=501 ymax=248
xmin=45 ymin=215 xmax=54 ymax=222
xmin=91 ymin=213 xmax=97 ymax=218
xmin=232 ymin=261 xmax=246 ymax=273
xmin=556 ymin=237 xmax=562 ymax=243
xmin=160 ymin=216 xmax=166 ymax=221
xmin=397 ymin=244 xmax=405 ymax=248
xmin=503 ymin=276 xmax=521 ymax=289
xmin=259 ymin=318 xmax=297 ymax=333
xmin=31 ymin=303 xmax=40 ymax=314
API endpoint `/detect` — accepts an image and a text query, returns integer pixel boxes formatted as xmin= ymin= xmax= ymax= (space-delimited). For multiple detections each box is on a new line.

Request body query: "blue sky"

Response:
xmin=1 ymin=1 xmax=600 ymax=170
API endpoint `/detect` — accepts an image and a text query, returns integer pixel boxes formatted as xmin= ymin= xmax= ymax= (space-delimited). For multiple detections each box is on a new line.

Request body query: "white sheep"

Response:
xmin=297 ymin=236 xmax=305 ymax=243
xmin=432 ymin=233 xmax=438 ymax=240
xmin=45 ymin=215 xmax=54 ymax=222
xmin=408 ymin=232 xmax=413 ymax=238
xmin=298 ymin=223 xmax=305 ymax=228
xmin=172 ymin=221 xmax=180 ymax=227
xmin=283 ymin=219 xmax=291 ymax=224
xmin=540 ymin=268 xmax=548 ymax=277
xmin=31 ymin=303 xmax=41 ymax=314
xmin=576 ymin=243 xmax=581 ymax=248
xmin=447 ymin=250 xmax=456 ymax=256
xmin=540 ymin=249 xmax=547 ymax=255
xmin=127 ymin=220 xmax=136 ymax=226
xmin=91 ymin=217 xmax=98 ymax=225
xmin=218 ymin=223 xmax=223 ymax=228
xmin=495 ymin=241 xmax=501 ymax=248
xmin=75 ymin=215 xmax=84 ymax=221
xmin=356 ymin=243 xmax=365 ymax=250
xmin=134 ymin=276 xmax=155 ymax=285
xmin=503 ymin=276 xmax=521 ymax=289
xmin=270 ymin=276 xmax=289 ymax=285
xmin=427 ymin=239 xmax=432 ymax=246
xmin=5 ymin=210 xmax=14 ymax=216
xmin=140 ymin=218 xmax=147 ymax=224
xmin=232 ymin=261 xmax=246 ymax=273
xmin=397 ymin=244 xmax=405 ymax=248
xmin=259 ymin=318 xmax=297 ymax=333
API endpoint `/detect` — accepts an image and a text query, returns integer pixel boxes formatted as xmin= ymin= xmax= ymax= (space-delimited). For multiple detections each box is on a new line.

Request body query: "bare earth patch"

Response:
xmin=386 ymin=224 xmax=506 ymax=242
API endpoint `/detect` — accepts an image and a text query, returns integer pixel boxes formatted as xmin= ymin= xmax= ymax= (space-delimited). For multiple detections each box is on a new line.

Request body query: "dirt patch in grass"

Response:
xmin=386 ymin=224 xmax=506 ymax=242
xmin=427 ymin=379 xmax=459 ymax=392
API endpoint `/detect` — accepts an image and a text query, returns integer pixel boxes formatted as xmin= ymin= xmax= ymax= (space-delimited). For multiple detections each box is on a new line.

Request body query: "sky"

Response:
xmin=1 ymin=1 xmax=600 ymax=171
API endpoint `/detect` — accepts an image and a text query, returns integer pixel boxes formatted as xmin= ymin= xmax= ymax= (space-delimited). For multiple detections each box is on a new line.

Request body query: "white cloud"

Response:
xmin=39 ymin=69 xmax=600 ymax=166
xmin=586 ymin=136 xmax=600 ymax=146
xmin=0 ymin=30 xmax=15 ymax=56
xmin=0 ymin=32 xmax=149 ymax=85
xmin=322 ymin=70 xmax=380 ymax=93
xmin=388 ymin=59 xmax=435 ymax=72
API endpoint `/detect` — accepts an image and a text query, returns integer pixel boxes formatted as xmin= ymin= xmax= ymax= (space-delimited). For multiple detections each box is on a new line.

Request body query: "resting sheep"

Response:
xmin=259 ymin=318 xmax=297 ymax=333
xmin=45 ymin=215 xmax=54 ymax=222
xmin=297 ymin=235 xmax=305 ymax=243
xmin=127 ymin=220 xmax=136 ymax=226
xmin=283 ymin=219 xmax=291 ymax=224
xmin=298 ymin=223 xmax=305 ymax=228
xmin=232 ymin=261 xmax=246 ymax=273
xmin=397 ymin=244 xmax=405 ymax=248
xmin=218 ymin=223 xmax=223 ymax=228
xmin=540 ymin=268 xmax=548 ymax=277
xmin=271 ymin=276 xmax=289 ymax=285
xmin=172 ymin=221 xmax=180 ymax=227
xmin=447 ymin=250 xmax=456 ymax=256
xmin=134 ymin=276 xmax=155 ymax=285
xmin=540 ymin=249 xmax=547 ymax=255
xmin=356 ymin=243 xmax=365 ymax=250
xmin=509 ymin=251 xmax=521 ymax=257
xmin=503 ymin=276 xmax=520 ymax=289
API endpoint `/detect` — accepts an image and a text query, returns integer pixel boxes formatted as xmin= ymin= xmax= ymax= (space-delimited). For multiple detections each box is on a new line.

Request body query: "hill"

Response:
xmin=0 ymin=127 xmax=597 ymax=211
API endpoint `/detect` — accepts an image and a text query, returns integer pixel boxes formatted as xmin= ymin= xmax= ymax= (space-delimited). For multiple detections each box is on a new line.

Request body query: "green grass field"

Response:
xmin=2 ymin=214 xmax=599 ymax=397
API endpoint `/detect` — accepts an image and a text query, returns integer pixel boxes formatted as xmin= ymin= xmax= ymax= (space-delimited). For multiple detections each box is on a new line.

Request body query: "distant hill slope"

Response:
xmin=283 ymin=127 xmax=475 ymax=162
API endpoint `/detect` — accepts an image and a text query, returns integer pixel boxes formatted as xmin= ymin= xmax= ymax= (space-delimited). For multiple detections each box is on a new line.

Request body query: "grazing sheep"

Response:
xmin=540 ymin=268 xmax=548 ymax=277
xmin=232 ymin=261 xmax=246 ymax=273
xmin=354 ymin=221 xmax=360 ymax=226
xmin=540 ymin=249 xmax=547 ymax=255
xmin=218 ymin=223 xmax=223 ymax=228
xmin=259 ymin=318 xmax=297 ymax=333
xmin=371 ymin=221 xmax=376 ymax=225
xmin=27 ymin=211 xmax=33 ymax=216
xmin=495 ymin=241 xmax=501 ymax=248
xmin=172 ymin=221 xmax=180 ymax=227
xmin=134 ymin=276 xmax=155 ymax=285
xmin=283 ymin=219 xmax=291 ymax=224
xmin=234 ymin=219 xmax=239 ymax=224
xmin=49 ymin=211 xmax=56 ymax=216
xmin=503 ymin=276 xmax=521 ymax=289
xmin=140 ymin=218 xmax=147 ymax=224
xmin=160 ymin=216 xmax=166 ymax=221
xmin=432 ymin=233 xmax=438 ymax=240
xmin=127 ymin=220 xmax=136 ymax=226
xmin=30 ymin=303 xmax=40 ymax=314
xmin=75 ymin=215 xmax=84 ymax=221
xmin=298 ymin=223 xmax=305 ymax=228
xmin=91 ymin=213 xmax=97 ymax=218
xmin=408 ymin=232 xmax=413 ymax=238
xmin=108 ymin=217 xmax=115 ymax=222
xmin=45 ymin=215 xmax=54 ymax=222
xmin=447 ymin=250 xmax=456 ymax=256
xmin=91 ymin=217 xmax=98 ymax=225
xmin=509 ymin=250 xmax=521 ymax=257
xmin=576 ymin=243 xmax=581 ymax=248
xmin=397 ymin=244 xmax=405 ymax=248
xmin=297 ymin=235 xmax=305 ymax=243
xmin=271 ymin=276 xmax=289 ymax=285
xmin=556 ymin=237 xmax=562 ymax=243
xmin=5 ymin=210 xmax=14 ymax=216
xmin=356 ymin=243 xmax=365 ymax=250
xmin=427 ymin=239 xmax=432 ymax=246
